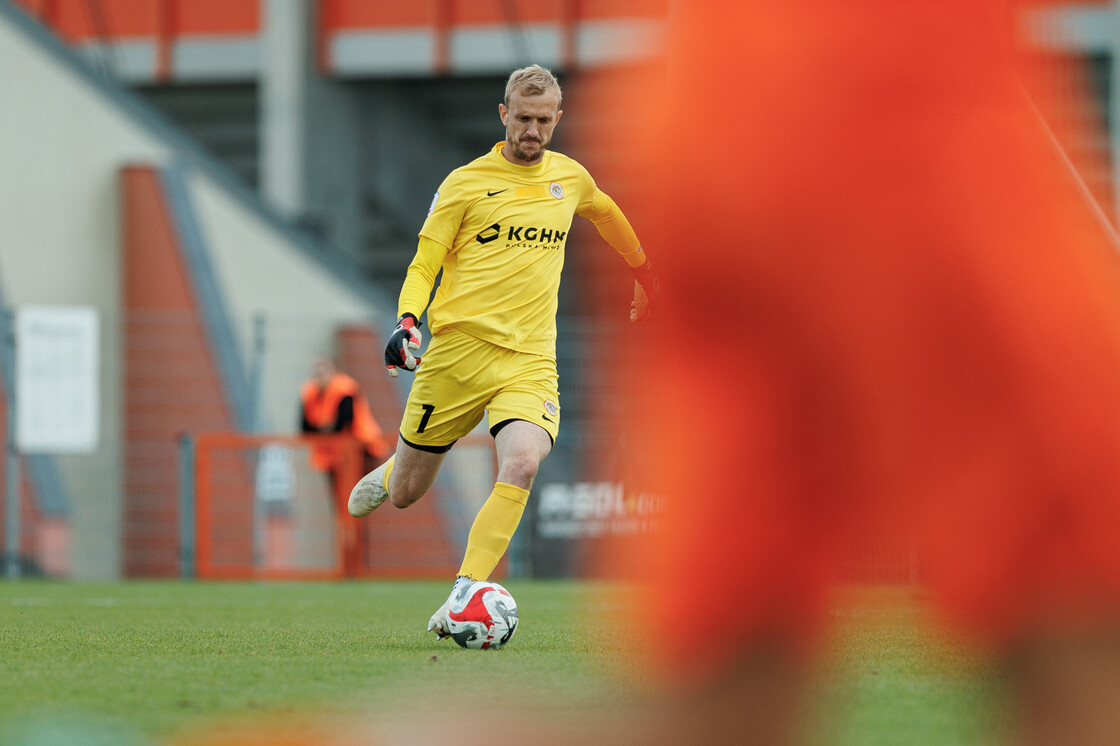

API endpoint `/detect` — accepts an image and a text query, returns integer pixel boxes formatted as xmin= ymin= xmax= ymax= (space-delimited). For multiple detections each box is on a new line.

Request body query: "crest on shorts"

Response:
xmin=549 ymin=182 xmax=564 ymax=199
xmin=544 ymin=399 xmax=559 ymax=417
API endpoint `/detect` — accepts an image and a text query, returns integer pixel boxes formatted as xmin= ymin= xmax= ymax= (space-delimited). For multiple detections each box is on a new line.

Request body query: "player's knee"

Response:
xmin=499 ymin=453 xmax=541 ymax=489
xmin=390 ymin=489 xmax=421 ymax=509
xmin=387 ymin=472 xmax=426 ymax=508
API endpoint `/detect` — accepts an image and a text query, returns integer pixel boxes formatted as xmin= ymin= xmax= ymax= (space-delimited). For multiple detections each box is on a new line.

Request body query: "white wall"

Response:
xmin=186 ymin=171 xmax=393 ymax=434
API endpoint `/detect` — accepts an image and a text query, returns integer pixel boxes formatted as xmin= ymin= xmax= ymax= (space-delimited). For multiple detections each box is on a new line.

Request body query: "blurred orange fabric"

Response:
xmin=611 ymin=0 xmax=1120 ymax=682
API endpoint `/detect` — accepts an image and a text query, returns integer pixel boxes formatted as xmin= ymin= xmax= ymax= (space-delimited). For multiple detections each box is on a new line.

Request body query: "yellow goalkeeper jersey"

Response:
xmin=402 ymin=141 xmax=644 ymax=357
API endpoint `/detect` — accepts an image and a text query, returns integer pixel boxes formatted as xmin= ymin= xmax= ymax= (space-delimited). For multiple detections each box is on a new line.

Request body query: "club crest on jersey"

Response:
xmin=428 ymin=192 xmax=439 ymax=216
xmin=544 ymin=400 xmax=559 ymax=417
xmin=549 ymin=182 xmax=564 ymax=199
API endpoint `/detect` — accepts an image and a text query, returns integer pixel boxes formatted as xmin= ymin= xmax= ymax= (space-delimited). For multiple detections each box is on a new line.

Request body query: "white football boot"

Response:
xmin=427 ymin=599 xmax=453 ymax=640
xmin=347 ymin=458 xmax=391 ymax=517
xmin=427 ymin=577 xmax=471 ymax=640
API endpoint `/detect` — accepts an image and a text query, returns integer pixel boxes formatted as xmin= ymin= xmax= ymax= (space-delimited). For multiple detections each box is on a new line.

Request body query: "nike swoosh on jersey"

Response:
xmin=487 ymin=189 xmax=508 ymax=196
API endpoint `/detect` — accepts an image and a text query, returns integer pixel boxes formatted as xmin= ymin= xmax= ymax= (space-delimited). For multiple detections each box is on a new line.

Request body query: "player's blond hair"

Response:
xmin=504 ymin=65 xmax=562 ymax=106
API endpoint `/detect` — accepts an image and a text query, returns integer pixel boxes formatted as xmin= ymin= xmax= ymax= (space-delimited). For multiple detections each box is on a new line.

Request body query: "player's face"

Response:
xmin=499 ymin=89 xmax=563 ymax=165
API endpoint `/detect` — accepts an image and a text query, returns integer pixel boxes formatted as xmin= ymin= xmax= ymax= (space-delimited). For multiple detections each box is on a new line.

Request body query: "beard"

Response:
xmin=508 ymin=135 xmax=545 ymax=163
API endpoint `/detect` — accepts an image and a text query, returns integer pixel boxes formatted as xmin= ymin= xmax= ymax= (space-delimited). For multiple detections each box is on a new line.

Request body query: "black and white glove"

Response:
xmin=629 ymin=259 xmax=661 ymax=322
xmin=384 ymin=313 xmax=423 ymax=377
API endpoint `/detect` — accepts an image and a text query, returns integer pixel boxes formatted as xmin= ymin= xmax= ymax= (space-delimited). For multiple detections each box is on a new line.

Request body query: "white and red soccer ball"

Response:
xmin=446 ymin=580 xmax=519 ymax=650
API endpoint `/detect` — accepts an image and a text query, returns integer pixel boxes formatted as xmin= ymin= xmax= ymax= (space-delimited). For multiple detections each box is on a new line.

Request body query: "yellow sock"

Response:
xmin=381 ymin=455 xmax=394 ymax=490
xmin=457 ymin=482 xmax=530 ymax=581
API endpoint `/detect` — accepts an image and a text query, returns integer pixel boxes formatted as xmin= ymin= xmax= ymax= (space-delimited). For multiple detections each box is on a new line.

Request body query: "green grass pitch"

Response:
xmin=0 ymin=581 xmax=1005 ymax=745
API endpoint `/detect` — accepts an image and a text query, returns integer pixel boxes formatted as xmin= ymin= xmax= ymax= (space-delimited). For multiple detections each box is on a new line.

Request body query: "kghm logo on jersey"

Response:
xmin=476 ymin=223 xmax=502 ymax=244
xmin=475 ymin=223 xmax=567 ymax=250
xmin=549 ymin=182 xmax=564 ymax=199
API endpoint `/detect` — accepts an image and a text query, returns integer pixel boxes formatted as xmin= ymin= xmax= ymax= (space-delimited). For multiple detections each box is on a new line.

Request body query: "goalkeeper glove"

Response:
xmin=385 ymin=313 xmax=423 ymax=377
xmin=629 ymin=258 xmax=661 ymax=322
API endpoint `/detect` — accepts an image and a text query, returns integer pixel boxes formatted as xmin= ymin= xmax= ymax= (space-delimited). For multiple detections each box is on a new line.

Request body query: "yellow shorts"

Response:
xmin=399 ymin=329 xmax=561 ymax=452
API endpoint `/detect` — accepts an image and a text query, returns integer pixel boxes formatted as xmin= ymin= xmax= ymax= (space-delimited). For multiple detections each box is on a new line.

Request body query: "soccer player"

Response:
xmin=346 ymin=64 xmax=657 ymax=637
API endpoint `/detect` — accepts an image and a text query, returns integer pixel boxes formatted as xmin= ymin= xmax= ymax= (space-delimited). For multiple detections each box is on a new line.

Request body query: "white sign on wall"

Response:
xmin=15 ymin=306 xmax=99 ymax=454
xmin=536 ymin=482 xmax=665 ymax=539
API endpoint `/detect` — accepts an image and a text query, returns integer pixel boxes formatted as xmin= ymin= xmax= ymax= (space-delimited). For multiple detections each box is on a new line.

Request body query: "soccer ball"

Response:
xmin=446 ymin=580 xmax=519 ymax=650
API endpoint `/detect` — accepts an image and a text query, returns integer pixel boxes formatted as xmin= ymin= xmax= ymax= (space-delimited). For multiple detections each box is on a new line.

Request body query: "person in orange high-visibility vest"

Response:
xmin=300 ymin=358 xmax=388 ymax=574
xmin=301 ymin=358 xmax=387 ymax=475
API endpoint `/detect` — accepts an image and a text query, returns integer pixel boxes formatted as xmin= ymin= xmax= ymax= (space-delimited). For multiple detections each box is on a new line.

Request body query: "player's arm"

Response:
xmin=384 ymin=236 xmax=450 ymax=376
xmin=580 ymin=189 xmax=660 ymax=322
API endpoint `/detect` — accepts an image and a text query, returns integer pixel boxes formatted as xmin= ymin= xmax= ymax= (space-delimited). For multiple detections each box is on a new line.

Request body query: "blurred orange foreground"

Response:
xmin=604 ymin=1 xmax=1120 ymax=743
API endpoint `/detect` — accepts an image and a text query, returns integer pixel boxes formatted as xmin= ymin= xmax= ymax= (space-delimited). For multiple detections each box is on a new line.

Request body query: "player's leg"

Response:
xmin=385 ymin=437 xmax=446 ymax=508
xmin=459 ymin=419 xmax=552 ymax=577
xmin=349 ymin=330 xmax=487 ymax=517
xmin=428 ymin=420 xmax=552 ymax=638
xmin=429 ymin=355 xmax=559 ymax=639
xmin=457 ymin=356 xmax=559 ymax=581
xmin=347 ymin=437 xmax=447 ymax=516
